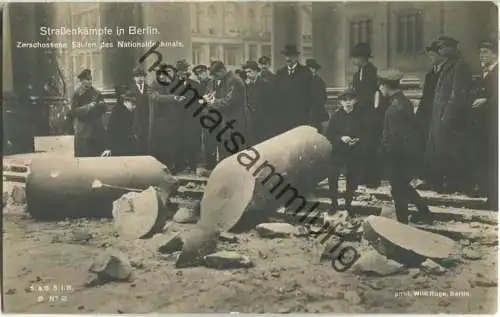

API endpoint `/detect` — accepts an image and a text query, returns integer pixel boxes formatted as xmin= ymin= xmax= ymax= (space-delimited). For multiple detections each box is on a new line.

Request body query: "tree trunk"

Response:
xmin=199 ymin=125 xmax=332 ymax=232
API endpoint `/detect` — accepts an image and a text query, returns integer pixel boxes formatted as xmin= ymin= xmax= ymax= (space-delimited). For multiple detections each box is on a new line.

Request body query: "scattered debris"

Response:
xmin=459 ymin=239 xmax=470 ymax=246
xmin=255 ymin=223 xmax=300 ymax=238
xmin=471 ymin=277 xmax=497 ymax=287
xmin=367 ymin=280 xmax=385 ymax=290
xmin=343 ymin=290 xmax=361 ymax=305
xmin=157 ymin=233 xmax=184 ymax=254
xmin=353 ymin=250 xmax=406 ymax=276
xmin=175 ymin=225 xmax=219 ymax=268
xmin=203 ymin=251 xmax=254 ymax=269
xmin=88 ymin=249 xmax=133 ymax=284
xmin=218 ymin=232 xmax=238 ymax=243
xmin=421 ymin=259 xmax=447 ymax=275
xmin=462 ymin=248 xmax=483 ymax=260
xmin=71 ymin=230 xmax=93 ymax=243
xmin=173 ymin=206 xmax=198 ymax=224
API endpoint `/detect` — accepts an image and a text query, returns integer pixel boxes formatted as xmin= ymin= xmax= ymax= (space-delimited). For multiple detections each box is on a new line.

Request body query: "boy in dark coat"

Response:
xmin=325 ymin=88 xmax=368 ymax=214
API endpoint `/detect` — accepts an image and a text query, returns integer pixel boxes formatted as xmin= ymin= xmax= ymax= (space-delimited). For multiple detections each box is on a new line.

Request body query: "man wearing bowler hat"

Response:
xmin=306 ymin=58 xmax=329 ymax=132
xmin=424 ymin=35 xmax=473 ymax=193
xmin=378 ymin=69 xmax=433 ymax=224
xmin=350 ymin=42 xmax=383 ymax=188
xmin=70 ymin=68 xmax=107 ymax=157
xmin=272 ymin=44 xmax=315 ymax=135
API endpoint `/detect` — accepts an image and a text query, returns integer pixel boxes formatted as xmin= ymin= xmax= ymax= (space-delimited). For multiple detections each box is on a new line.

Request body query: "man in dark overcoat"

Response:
xmin=350 ymin=42 xmax=383 ymax=188
xmin=193 ymin=65 xmax=217 ymax=170
xmin=415 ymin=42 xmax=446 ymax=181
xmin=306 ymin=58 xmax=329 ymax=132
xmin=472 ymin=40 xmax=498 ymax=209
xmin=149 ymin=64 xmax=186 ymax=172
xmin=424 ymin=36 xmax=473 ymax=193
xmin=70 ymin=69 xmax=107 ymax=157
xmin=378 ymin=69 xmax=433 ymax=224
xmin=243 ymin=60 xmax=274 ymax=144
xmin=108 ymin=67 xmax=149 ymax=156
xmin=272 ymin=44 xmax=315 ymax=135
xmin=205 ymin=61 xmax=247 ymax=161
xmin=258 ymin=56 xmax=275 ymax=82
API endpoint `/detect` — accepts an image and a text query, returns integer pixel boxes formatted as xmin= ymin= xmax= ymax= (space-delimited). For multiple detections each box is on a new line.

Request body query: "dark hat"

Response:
xmin=350 ymin=42 xmax=372 ymax=58
xmin=242 ymin=60 xmax=260 ymax=71
xmin=436 ymin=36 xmax=459 ymax=49
xmin=192 ymin=64 xmax=208 ymax=74
xmin=425 ymin=41 xmax=440 ymax=53
xmin=209 ymin=60 xmax=225 ymax=74
xmin=258 ymin=56 xmax=271 ymax=65
xmin=281 ymin=44 xmax=300 ymax=56
xmin=338 ymin=88 xmax=357 ymax=100
xmin=132 ymin=67 xmax=147 ymax=77
xmin=378 ymin=69 xmax=404 ymax=82
xmin=77 ymin=68 xmax=92 ymax=80
xmin=175 ymin=59 xmax=190 ymax=71
xmin=479 ymin=40 xmax=498 ymax=53
xmin=305 ymin=58 xmax=321 ymax=69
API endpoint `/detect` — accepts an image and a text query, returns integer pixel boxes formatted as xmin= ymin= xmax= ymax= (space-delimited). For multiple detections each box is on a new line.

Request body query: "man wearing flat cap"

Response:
xmin=306 ymin=58 xmax=329 ymax=132
xmin=112 ymin=66 xmax=150 ymax=156
xmin=272 ymin=44 xmax=315 ymax=135
xmin=378 ymin=69 xmax=433 ymax=224
xmin=258 ymin=56 xmax=275 ymax=81
xmin=414 ymin=41 xmax=447 ymax=182
xmin=325 ymin=88 xmax=369 ymax=214
xmin=70 ymin=68 xmax=107 ymax=157
xmin=350 ymin=42 xmax=383 ymax=188
xmin=470 ymin=39 xmax=498 ymax=208
xmin=243 ymin=60 xmax=273 ymax=144
xmin=424 ymin=35 xmax=473 ymax=193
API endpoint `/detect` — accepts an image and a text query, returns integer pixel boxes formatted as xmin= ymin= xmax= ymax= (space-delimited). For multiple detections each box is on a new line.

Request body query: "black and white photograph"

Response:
xmin=2 ymin=1 xmax=498 ymax=313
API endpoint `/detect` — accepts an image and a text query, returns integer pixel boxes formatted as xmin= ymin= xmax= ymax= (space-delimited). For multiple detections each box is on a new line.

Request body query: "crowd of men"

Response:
xmin=70 ymin=36 xmax=498 ymax=224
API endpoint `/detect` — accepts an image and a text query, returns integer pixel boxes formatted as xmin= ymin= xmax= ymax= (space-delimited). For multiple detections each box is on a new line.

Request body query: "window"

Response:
xmin=261 ymin=5 xmax=272 ymax=36
xmin=396 ymin=11 xmax=423 ymax=55
xmin=192 ymin=47 xmax=201 ymax=65
xmin=261 ymin=44 xmax=271 ymax=60
xmin=349 ymin=18 xmax=373 ymax=51
xmin=224 ymin=45 xmax=243 ymax=67
xmin=248 ymin=44 xmax=257 ymax=60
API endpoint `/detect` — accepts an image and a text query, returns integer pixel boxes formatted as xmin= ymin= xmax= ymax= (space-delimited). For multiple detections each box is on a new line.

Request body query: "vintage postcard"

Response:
xmin=2 ymin=1 xmax=498 ymax=314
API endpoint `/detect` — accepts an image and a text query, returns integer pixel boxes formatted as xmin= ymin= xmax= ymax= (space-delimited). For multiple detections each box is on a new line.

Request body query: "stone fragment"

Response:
xmin=173 ymin=206 xmax=199 ymax=224
xmin=113 ymin=187 xmax=169 ymax=240
xmin=471 ymin=278 xmax=497 ymax=287
xmin=71 ymin=230 xmax=93 ymax=243
xmin=203 ymin=251 xmax=254 ymax=269
xmin=420 ymin=259 xmax=447 ymax=275
xmin=367 ymin=280 xmax=385 ymax=290
xmin=462 ymin=248 xmax=483 ymax=260
xmin=470 ymin=222 xmax=481 ymax=228
xmin=353 ymin=250 xmax=406 ymax=276
xmin=363 ymin=215 xmax=459 ymax=265
xmin=175 ymin=225 xmax=219 ymax=268
xmin=12 ymin=185 xmax=26 ymax=204
xmin=343 ymin=290 xmax=361 ymax=305
xmin=459 ymin=239 xmax=470 ymax=246
xmin=255 ymin=223 xmax=300 ymax=238
xmin=218 ymin=232 xmax=238 ymax=243
xmin=157 ymin=233 xmax=184 ymax=254
xmin=89 ymin=249 xmax=132 ymax=282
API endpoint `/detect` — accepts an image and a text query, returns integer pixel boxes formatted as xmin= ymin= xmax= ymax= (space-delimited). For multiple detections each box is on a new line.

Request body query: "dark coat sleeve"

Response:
xmin=441 ymin=61 xmax=472 ymax=125
xmin=212 ymin=76 xmax=245 ymax=112
xmin=70 ymin=89 xmax=104 ymax=119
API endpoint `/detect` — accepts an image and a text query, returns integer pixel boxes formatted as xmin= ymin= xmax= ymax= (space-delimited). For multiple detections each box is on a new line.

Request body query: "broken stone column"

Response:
xmin=199 ymin=125 xmax=332 ymax=232
xmin=26 ymin=156 xmax=174 ymax=220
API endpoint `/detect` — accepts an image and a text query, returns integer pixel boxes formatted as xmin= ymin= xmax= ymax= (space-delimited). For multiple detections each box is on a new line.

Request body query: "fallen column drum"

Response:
xmin=199 ymin=125 xmax=333 ymax=232
xmin=26 ymin=156 xmax=172 ymax=219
